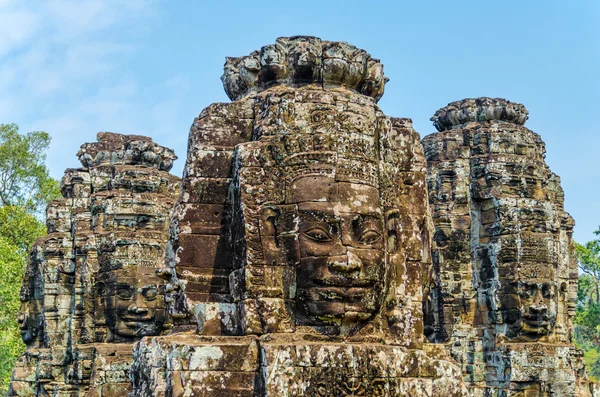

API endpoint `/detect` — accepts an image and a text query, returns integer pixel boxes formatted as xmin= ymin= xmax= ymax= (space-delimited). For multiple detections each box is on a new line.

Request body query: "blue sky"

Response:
xmin=1 ymin=0 xmax=598 ymax=242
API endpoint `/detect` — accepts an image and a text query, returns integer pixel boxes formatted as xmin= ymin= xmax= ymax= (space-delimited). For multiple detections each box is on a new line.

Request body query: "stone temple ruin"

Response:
xmin=8 ymin=36 xmax=598 ymax=396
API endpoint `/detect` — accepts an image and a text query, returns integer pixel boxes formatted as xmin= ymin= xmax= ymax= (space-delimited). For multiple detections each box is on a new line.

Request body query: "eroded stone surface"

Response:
xmin=221 ymin=36 xmax=388 ymax=102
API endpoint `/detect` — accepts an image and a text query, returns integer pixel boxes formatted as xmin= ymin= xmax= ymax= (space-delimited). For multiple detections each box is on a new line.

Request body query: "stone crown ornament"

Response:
xmin=430 ymin=97 xmax=529 ymax=132
xmin=77 ymin=132 xmax=177 ymax=171
xmin=221 ymin=36 xmax=389 ymax=102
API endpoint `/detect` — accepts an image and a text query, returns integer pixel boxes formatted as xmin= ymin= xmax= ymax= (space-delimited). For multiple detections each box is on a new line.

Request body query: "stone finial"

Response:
xmin=430 ymin=97 xmax=529 ymax=132
xmin=221 ymin=36 xmax=389 ymax=102
xmin=77 ymin=132 xmax=177 ymax=171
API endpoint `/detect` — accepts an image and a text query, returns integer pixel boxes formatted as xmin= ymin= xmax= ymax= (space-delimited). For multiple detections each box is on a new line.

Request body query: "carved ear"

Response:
xmin=260 ymin=205 xmax=290 ymax=267
xmin=385 ymin=210 xmax=399 ymax=254
xmin=260 ymin=205 xmax=282 ymax=246
xmin=95 ymin=282 xmax=106 ymax=299
xmin=559 ymin=282 xmax=568 ymax=303
xmin=93 ymin=281 xmax=109 ymax=333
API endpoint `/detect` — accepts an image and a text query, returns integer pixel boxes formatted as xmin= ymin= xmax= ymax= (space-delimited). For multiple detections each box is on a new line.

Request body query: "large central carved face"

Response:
xmin=97 ymin=266 xmax=166 ymax=340
xmin=291 ymin=175 xmax=386 ymax=326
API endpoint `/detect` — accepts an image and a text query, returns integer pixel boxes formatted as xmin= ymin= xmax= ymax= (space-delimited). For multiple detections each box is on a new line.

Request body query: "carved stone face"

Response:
xmin=291 ymin=176 xmax=386 ymax=326
xmin=17 ymin=295 xmax=42 ymax=345
xmin=17 ymin=251 xmax=44 ymax=346
xmin=96 ymin=266 xmax=166 ymax=340
xmin=501 ymin=280 xmax=558 ymax=339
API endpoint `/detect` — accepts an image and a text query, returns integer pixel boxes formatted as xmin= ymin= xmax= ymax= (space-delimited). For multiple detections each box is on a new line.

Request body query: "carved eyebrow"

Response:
xmin=341 ymin=213 xmax=383 ymax=221
xmin=298 ymin=209 xmax=338 ymax=222
xmin=359 ymin=214 xmax=383 ymax=221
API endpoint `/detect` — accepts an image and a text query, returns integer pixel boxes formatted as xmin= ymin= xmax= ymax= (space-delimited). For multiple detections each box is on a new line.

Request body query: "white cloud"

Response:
xmin=0 ymin=0 xmax=187 ymax=179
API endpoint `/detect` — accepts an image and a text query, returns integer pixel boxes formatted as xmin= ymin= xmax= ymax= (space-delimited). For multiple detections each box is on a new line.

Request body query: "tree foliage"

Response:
xmin=0 ymin=237 xmax=27 ymax=388
xmin=0 ymin=123 xmax=60 ymax=212
xmin=575 ymin=227 xmax=600 ymax=381
xmin=0 ymin=123 xmax=59 ymax=394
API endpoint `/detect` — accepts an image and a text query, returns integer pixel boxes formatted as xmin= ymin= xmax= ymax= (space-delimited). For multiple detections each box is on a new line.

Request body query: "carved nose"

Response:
xmin=530 ymin=288 xmax=547 ymax=312
xmin=529 ymin=304 xmax=547 ymax=315
xmin=329 ymin=250 xmax=362 ymax=274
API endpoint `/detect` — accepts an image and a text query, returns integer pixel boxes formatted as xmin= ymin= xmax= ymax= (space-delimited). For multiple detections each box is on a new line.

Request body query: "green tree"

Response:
xmin=575 ymin=227 xmax=600 ymax=382
xmin=0 ymin=123 xmax=59 ymax=212
xmin=577 ymin=274 xmax=596 ymax=309
xmin=0 ymin=123 xmax=60 ymax=394
xmin=0 ymin=237 xmax=27 ymax=389
xmin=577 ymin=238 xmax=600 ymax=304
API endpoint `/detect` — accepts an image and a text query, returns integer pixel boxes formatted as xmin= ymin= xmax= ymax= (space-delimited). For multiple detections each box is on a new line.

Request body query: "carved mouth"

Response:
xmin=523 ymin=315 xmax=549 ymax=328
xmin=119 ymin=317 xmax=153 ymax=323
xmin=312 ymin=278 xmax=375 ymax=288
xmin=310 ymin=287 xmax=373 ymax=301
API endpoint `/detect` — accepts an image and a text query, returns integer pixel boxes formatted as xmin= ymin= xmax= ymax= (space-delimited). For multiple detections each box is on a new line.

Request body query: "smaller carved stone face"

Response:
xmin=17 ymin=255 xmax=44 ymax=346
xmin=290 ymin=176 xmax=386 ymax=326
xmin=17 ymin=295 xmax=42 ymax=345
xmin=96 ymin=266 xmax=166 ymax=341
xmin=501 ymin=280 xmax=558 ymax=339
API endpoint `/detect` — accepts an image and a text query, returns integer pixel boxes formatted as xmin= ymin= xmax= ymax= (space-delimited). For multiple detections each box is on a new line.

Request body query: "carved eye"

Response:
xmin=359 ymin=230 xmax=381 ymax=244
xmin=143 ymin=287 xmax=158 ymax=301
xmin=518 ymin=285 xmax=529 ymax=298
xmin=304 ymin=227 xmax=332 ymax=242
xmin=542 ymin=285 xmax=554 ymax=299
xmin=116 ymin=287 xmax=134 ymax=300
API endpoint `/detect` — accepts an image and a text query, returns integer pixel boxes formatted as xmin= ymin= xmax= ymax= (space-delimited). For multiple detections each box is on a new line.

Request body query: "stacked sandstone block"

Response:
xmin=8 ymin=37 xmax=600 ymax=397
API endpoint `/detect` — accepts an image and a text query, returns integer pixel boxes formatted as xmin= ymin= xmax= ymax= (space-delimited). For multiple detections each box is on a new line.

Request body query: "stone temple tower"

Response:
xmin=130 ymin=36 xmax=468 ymax=396
xmin=422 ymin=98 xmax=597 ymax=396
xmin=9 ymin=133 xmax=180 ymax=396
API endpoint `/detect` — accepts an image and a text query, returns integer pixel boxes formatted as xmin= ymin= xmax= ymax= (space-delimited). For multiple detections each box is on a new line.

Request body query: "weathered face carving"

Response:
xmin=96 ymin=266 xmax=166 ymax=340
xmin=17 ymin=250 xmax=44 ymax=346
xmin=290 ymin=176 xmax=386 ymax=326
xmin=17 ymin=295 xmax=42 ymax=345
xmin=501 ymin=280 xmax=558 ymax=339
